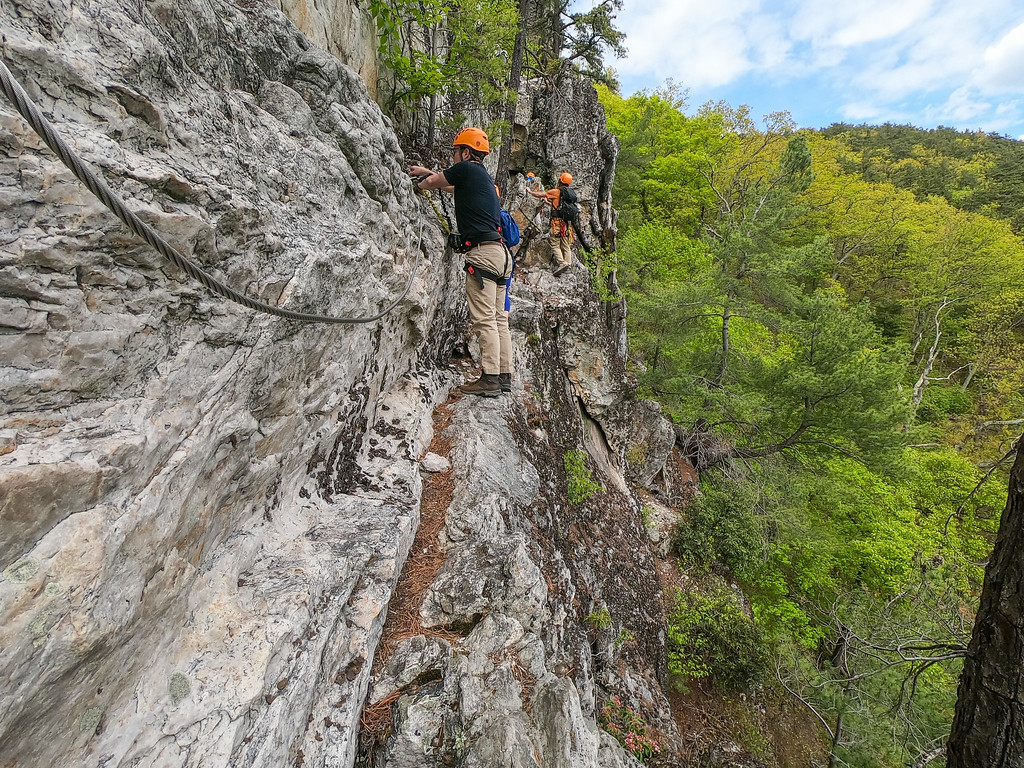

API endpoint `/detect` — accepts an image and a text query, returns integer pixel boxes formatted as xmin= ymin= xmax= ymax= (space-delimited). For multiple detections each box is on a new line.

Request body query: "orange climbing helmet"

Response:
xmin=559 ymin=172 xmax=573 ymax=185
xmin=453 ymin=127 xmax=490 ymax=155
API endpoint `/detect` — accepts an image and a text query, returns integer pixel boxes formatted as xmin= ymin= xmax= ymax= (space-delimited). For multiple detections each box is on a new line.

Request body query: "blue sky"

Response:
xmin=612 ymin=0 xmax=1024 ymax=139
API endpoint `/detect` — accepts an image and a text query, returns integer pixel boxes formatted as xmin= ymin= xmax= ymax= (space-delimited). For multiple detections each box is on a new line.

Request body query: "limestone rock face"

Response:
xmin=1 ymin=0 xmax=685 ymax=766
xmin=0 ymin=1 xmax=460 ymax=766
xmin=272 ymin=0 xmax=379 ymax=98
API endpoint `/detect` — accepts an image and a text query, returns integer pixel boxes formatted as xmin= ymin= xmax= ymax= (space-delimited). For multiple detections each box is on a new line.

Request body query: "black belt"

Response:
xmin=449 ymin=233 xmax=500 ymax=252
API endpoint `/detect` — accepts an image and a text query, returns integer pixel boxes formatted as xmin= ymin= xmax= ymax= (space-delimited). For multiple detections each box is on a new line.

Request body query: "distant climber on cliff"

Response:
xmin=409 ymin=128 xmax=514 ymax=397
xmin=527 ymin=171 xmax=588 ymax=276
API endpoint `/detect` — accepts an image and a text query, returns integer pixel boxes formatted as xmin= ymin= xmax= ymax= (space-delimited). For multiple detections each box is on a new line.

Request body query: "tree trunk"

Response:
xmin=913 ymin=298 xmax=954 ymax=406
xmin=713 ymin=303 xmax=731 ymax=387
xmin=426 ymin=25 xmax=437 ymax=147
xmin=495 ymin=0 xmax=534 ymax=198
xmin=827 ymin=710 xmax=843 ymax=768
xmin=947 ymin=436 xmax=1024 ymax=767
xmin=962 ymin=362 xmax=976 ymax=390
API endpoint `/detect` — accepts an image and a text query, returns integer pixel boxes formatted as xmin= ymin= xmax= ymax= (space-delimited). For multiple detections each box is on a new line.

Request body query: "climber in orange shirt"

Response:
xmin=527 ymin=172 xmax=578 ymax=276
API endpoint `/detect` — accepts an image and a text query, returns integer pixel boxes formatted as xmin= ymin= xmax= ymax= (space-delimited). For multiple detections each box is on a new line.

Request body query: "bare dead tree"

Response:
xmin=773 ymin=580 xmax=974 ymax=768
xmin=494 ymin=0 xmax=535 ymax=196
xmin=912 ymin=297 xmax=959 ymax=406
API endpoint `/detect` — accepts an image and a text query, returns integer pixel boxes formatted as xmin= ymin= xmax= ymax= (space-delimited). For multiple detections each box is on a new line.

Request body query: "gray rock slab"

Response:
xmin=419 ymin=452 xmax=451 ymax=473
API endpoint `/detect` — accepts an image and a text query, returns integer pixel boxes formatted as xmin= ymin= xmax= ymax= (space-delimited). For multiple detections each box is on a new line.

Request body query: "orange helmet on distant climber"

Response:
xmin=559 ymin=172 xmax=573 ymax=185
xmin=453 ymin=127 xmax=490 ymax=155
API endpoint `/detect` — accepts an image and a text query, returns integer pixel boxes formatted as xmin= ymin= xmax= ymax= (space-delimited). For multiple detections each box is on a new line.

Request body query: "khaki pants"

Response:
xmin=548 ymin=234 xmax=572 ymax=265
xmin=548 ymin=219 xmax=573 ymax=265
xmin=465 ymin=241 xmax=513 ymax=375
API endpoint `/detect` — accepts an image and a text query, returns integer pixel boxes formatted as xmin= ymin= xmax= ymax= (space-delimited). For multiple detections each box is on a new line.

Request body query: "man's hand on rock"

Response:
xmin=410 ymin=166 xmax=434 ymax=195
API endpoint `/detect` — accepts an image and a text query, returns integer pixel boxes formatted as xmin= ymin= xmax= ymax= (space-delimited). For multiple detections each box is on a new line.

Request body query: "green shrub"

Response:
xmin=667 ymin=586 xmax=767 ymax=690
xmin=915 ymin=385 xmax=974 ymax=423
xmin=564 ymin=449 xmax=603 ymax=504
xmin=625 ymin=444 xmax=646 ymax=466
xmin=585 ymin=607 xmax=613 ymax=631
xmin=673 ymin=480 xmax=764 ymax=578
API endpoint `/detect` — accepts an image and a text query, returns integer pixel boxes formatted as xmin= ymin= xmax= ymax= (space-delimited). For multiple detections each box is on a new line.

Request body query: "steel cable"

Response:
xmin=0 ymin=56 xmax=420 ymax=324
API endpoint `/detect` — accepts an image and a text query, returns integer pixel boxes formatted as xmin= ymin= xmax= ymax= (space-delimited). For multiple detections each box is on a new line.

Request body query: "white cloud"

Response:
xmin=994 ymin=100 xmax=1024 ymax=119
xmin=915 ymin=91 xmax=1024 ymax=134
xmin=615 ymin=0 xmax=1024 ymax=134
xmin=933 ymin=87 xmax=993 ymax=122
xmin=617 ymin=0 xmax=777 ymax=88
xmin=973 ymin=22 xmax=1024 ymax=93
xmin=838 ymin=101 xmax=885 ymax=121
xmin=838 ymin=100 xmax=914 ymax=124
xmin=844 ymin=1 xmax=1002 ymax=99
xmin=790 ymin=0 xmax=934 ymax=49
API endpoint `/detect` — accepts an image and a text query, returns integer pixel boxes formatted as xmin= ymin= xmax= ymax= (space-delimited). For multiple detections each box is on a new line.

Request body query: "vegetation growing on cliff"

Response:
xmin=368 ymin=0 xmax=519 ymax=121
xmin=599 ymin=85 xmax=1024 ymax=767
xmin=369 ymin=0 xmax=626 ymax=152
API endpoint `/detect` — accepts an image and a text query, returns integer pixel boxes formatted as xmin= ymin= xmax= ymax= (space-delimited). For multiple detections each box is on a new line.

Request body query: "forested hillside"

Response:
xmin=822 ymin=123 xmax=1024 ymax=233
xmin=597 ymin=87 xmax=1024 ymax=767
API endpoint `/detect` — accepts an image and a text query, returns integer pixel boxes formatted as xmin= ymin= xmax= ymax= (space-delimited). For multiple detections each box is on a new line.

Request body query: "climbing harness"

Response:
xmin=463 ymin=261 xmax=506 ymax=290
xmin=0 ymin=57 xmax=420 ymax=324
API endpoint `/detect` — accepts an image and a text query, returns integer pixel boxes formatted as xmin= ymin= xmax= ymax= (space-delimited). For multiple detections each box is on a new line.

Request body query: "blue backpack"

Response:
xmin=499 ymin=209 xmax=520 ymax=246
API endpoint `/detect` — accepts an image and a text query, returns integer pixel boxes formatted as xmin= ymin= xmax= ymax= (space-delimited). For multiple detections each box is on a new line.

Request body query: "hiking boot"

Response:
xmin=460 ymin=373 xmax=501 ymax=397
xmin=553 ymin=263 xmax=570 ymax=276
xmin=498 ymin=373 xmax=512 ymax=393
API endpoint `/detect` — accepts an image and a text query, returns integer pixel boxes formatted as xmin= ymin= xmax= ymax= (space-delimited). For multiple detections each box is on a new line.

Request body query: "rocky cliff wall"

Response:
xmin=0 ymin=1 xmax=682 ymax=766
xmin=357 ymin=260 xmax=681 ymax=767
xmin=1 ymin=1 xmax=460 ymax=765
xmin=272 ymin=0 xmax=378 ymax=100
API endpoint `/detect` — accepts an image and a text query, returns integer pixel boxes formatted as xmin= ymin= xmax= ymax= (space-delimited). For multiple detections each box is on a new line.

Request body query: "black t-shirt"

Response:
xmin=442 ymin=161 xmax=501 ymax=243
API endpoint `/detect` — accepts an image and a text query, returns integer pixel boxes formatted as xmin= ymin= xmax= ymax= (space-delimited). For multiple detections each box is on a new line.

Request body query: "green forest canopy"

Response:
xmin=598 ymin=85 xmax=1024 ymax=767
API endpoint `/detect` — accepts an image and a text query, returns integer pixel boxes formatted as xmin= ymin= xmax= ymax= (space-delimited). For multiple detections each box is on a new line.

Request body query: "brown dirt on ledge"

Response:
xmin=361 ymin=395 xmax=463 ymax=743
